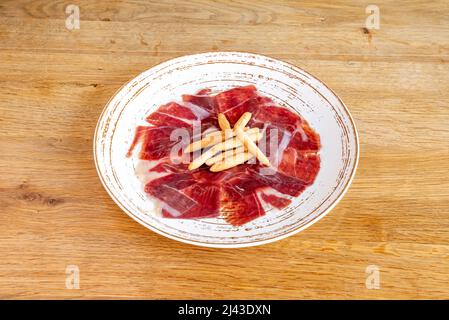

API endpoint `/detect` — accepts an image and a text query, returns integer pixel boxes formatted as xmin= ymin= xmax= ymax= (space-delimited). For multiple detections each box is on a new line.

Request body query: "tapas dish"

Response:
xmin=94 ymin=52 xmax=359 ymax=247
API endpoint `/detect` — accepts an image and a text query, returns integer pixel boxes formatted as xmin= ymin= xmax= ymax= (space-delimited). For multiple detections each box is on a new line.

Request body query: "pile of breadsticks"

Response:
xmin=184 ymin=112 xmax=270 ymax=172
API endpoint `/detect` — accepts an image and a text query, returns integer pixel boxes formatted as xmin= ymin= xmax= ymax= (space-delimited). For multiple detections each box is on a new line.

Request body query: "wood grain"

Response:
xmin=1 ymin=0 xmax=448 ymax=299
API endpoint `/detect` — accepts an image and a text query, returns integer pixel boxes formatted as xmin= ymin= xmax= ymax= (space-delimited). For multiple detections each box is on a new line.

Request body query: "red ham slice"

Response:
xmin=174 ymin=183 xmax=220 ymax=219
xmin=287 ymin=121 xmax=321 ymax=152
xmin=127 ymin=126 xmax=184 ymax=160
xmin=182 ymin=90 xmax=217 ymax=114
xmin=155 ymin=102 xmax=198 ymax=120
xmin=261 ymin=193 xmax=292 ymax=210
xmin=278 ymin=148 xmax=321 ymax=184
xmin=215 ymin=85 xmax=264 ymax=125
xmin=251 ymin=105 xmax=301 ymax=132
xmin=147 ymin=101 xmax=215 ymax=128
xmin=221 ymin=183 xmax=264 ymax=226
xmin=215 ymin=85 xmax=257 ymax=111
xmin=144 ymin=173 xmax=198 ymax=215
xmin=245 ymin=166 xmax=307 ymax=197
xmin=146 ymin=112 xmax=191 ymax=128
xmin=128 ymin=86 xmax=321 ymax=226
xmin=222 ymin=96 xmax=273 ymax=126
xmin=144 ymin=166 xmax=221 ymax=219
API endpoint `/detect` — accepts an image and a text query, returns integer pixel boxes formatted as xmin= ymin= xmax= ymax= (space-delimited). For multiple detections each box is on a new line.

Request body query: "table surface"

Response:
xmin=1 ymin=0 xmax=448 ymax=299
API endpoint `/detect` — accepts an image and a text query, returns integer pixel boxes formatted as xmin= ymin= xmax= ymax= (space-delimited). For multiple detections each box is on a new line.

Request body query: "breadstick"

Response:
xmin=184 ymin=127 xmax=257 ymax=153
xmin=217 ymin=131 xmax=261 ymax=153
xmin=218 ymin=113 xmax=231 ymax=130
xmin=235 ymin=127 xmax=270 ymax=166
xmin=210 ymin=152 xmax=254 ymax=172
xmin=234 ymin=112 xmax=252 ymax=130
xmin=205 ymin=126 xmax=251 ymax=139
xmin=205 ymin=146 xmax=246 ymax=166
xmin=188 ymin=147 xmax=218 ymax=170
xmin=188 ymin=132 xmax=261 ymax=170
xmin=203 ymin=130 xmax=223 ymax=140
xmin=184 ymin=132 xmax=222 ymax=153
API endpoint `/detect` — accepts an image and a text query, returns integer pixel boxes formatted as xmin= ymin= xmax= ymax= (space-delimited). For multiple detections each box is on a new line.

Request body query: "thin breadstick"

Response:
xmin=218 ymin=113 xmax=231 ymax=130
xmin=203 ymin=130 xmax=223 ymax=140
xmin=205 ymin=146 xmax=246 ymax=166
xmin=235 ymin=127 xmax=270 ymax=166
xmin=234 ymin=112 xmax=252 ymax=130
xmin=188 ymin=147 xmax=218 ymax=170
xmin=212 ymin=147 xmax=254 ymax=167
xmin=217 ymin=131 xmax=261 ymax=153
xmin=210 ymin=152 xmax=254 ymax=172
xmin=188 ymin=132 xmax=261 ymax=170
xmin=184 ymin=127 xmax=257 ymax=153
xmin=204 ymin=126 xmax=251 ymax=139
xmin=184 ymin=133 xmax=222 ymax=153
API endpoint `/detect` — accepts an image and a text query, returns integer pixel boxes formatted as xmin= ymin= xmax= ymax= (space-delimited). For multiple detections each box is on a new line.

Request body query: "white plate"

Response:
xmin=94 ymin=52 xmax=359 ymax=248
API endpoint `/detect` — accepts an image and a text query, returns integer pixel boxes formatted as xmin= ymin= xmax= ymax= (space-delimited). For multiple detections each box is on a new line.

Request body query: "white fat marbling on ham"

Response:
xmin=134 ymin=159 xmax=169 ymax=185
xmin=257 ymin=187 xmax=291 ymax=206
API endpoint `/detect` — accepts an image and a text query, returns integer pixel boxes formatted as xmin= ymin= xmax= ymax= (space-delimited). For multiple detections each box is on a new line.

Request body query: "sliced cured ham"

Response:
xmin=145 ymin=171 xmax=221 ymax=219
xmin=260 ymin=193 xmax=292 ymax=210
xmin=128 ymin=86 xmax=321 ymax=226
xmin=182 ymin=89 xmax=217 ymax=114
xmin=215 ymin=85 xmax=257 ymax=113
xmin=221 ymin=186 xmax=265 ymax=226
xmin=127 ymin=126 xmax=183 ymax=160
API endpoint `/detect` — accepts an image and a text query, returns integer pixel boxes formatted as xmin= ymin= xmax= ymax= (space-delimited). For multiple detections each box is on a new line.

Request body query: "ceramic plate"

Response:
xmin=94 ymin=52 xmax=359 ymax=248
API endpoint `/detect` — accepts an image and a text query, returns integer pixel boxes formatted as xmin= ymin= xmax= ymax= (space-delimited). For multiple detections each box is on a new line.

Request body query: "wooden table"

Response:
xmin=1 ymin=0 xmax=448 ymax=299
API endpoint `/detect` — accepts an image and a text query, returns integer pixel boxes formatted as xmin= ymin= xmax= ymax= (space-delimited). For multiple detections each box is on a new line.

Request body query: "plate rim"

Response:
xmin=93 ymin=51 xmax=360 ymax=248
